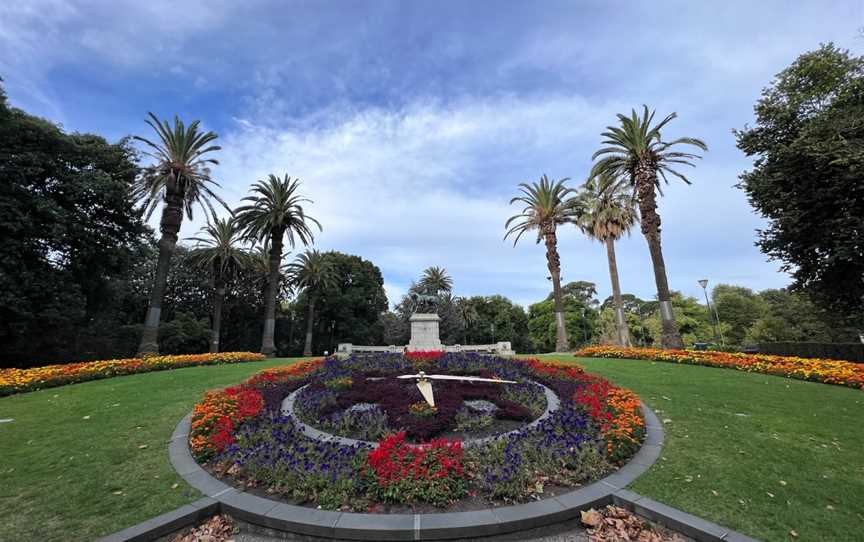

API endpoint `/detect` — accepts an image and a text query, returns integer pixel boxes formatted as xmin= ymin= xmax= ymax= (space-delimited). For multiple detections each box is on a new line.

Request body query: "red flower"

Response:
xmin=211 ymin=416 xmax=235 ymax=451
xmin=366 ymin=432 xmax=465 ymax=486
xmin=236 ymin=389 xmax=264 ymax=417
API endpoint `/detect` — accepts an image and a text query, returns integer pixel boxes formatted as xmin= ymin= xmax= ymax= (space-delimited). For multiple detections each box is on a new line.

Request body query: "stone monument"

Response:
xmin=407 ymin=292 xmax=443 ymax=352
xmin=408 ymin=313 xmax=443 ymax=351
xmin=337 ymin=291 xmax=515 ymax=357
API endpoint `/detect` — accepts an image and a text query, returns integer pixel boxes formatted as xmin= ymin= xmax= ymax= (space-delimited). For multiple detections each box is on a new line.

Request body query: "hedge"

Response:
xmin=758 ymin=342 xmax=864 ymax=363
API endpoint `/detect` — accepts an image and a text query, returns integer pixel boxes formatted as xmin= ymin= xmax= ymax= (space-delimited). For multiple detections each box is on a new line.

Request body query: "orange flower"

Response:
xmin=0 ymin=352 xmax=266 ymax=397
xmin=575 ymin=346 xmax=864 ymax=390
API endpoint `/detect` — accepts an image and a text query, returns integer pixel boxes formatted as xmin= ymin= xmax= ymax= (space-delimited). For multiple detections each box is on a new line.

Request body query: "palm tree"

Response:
xmin=505 ymin=174 xmax=581 ymax=352
xmin=454 ymin=296 xmax=478 ymax=344
xmin=590 ymin=106 xmax=707 ymax=349
xmin=419 ymin=266 xmax=453 ymax=295
xmin=576 ymin=175 xmax=638 ymax=347
xmin=287 ymin=250 xmax=338 ymax=356
xmin=187 ymin=217 xmax=252 ymax=353
xmin=235 ymin=174 xmax=321 ymax=356
xmin=132 ymin=113 xmax=226 ymax=355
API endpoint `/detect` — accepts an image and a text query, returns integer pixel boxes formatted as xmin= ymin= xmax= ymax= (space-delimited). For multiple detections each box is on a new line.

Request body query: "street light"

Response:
xmin=698 ymin=279 xmax=724 ymax=345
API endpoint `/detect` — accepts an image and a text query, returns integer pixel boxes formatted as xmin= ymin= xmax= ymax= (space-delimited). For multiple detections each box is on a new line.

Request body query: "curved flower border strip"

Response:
xmin=0 ymin=352 xmax=267 ymax=397
xmin=190 ymin=359 xmax=324 ymax=460
xmin=575 ymin=346 xmax=864 ymax=390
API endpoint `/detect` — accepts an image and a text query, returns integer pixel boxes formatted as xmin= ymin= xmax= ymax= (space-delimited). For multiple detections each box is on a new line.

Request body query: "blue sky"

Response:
xmin=2 ymin=1 xmax=862 ymax=308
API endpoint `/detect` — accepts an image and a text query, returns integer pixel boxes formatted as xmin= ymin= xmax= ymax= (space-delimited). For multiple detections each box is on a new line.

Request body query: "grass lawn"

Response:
xmin=540 ymin=355 xmax=864 ymax=542
xmin=0 ymin=355 xmax=861 ymax=542
xmin=0 ymin=357 xmax=301 ymax=542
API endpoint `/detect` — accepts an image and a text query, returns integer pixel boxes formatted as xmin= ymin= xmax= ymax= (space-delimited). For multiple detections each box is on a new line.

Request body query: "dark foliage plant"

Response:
xmin=305 ymin=375 xmax=538 ymax=441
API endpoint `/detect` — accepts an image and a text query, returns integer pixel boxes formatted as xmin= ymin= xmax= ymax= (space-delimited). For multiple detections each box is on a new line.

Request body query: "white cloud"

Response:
xmin=4 ymin=1 xmax=833 ymax=307
xmin=177 ymin=93 xmax=790 ymax=308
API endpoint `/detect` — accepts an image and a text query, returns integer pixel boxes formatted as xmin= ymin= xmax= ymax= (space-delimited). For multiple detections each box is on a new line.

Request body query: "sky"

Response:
xmin=2 ymin=1 xmax=862 ymax=309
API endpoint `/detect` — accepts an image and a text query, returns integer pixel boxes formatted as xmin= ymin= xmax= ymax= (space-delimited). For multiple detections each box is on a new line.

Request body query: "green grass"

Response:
xmin=0 ymin=358 xmax=302 ymax=542
xmin=540 ymin=355 xmax=864 ymax=542
xmin=1 ymin=356 xmax=861 ymax=542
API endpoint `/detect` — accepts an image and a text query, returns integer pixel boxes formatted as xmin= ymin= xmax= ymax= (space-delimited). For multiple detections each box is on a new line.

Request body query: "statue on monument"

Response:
xmin=409 ymin=291 xmax=439 ymax=314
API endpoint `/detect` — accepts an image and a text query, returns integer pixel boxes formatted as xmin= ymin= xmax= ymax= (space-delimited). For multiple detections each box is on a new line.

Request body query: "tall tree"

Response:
xmin=590 ymin=106 xmax=708 ymax=349
xmin=187 ymin=217 xmax=252 ymax=352
xmin=736 ymin=44 xmax=864 ymax=326
xmin=643 ymin=292 xmax=714 ymax=347
xmin=287 ymin=250 xmax=338 ymax=356
xmin=575 ymin=175 xmax=638 ymax=346
xmin=419 ymin=266 xmax=453 ymax=295
xmin=0 ymin=88 xmax=150 ymax=365
xmin=711 ymin=284 xmax=764 ymax=346
xmin=528 ymin=294 xmax=600 ymax=352
xmin=290 ymin=251 xmax=388 ymax=355
xmin=453 ymin=295 xmax=530 ymax=351
xmin=454 ymin=296 xmax=479 ymax=344
xmin=505 ymin=175 xmax=580 ymax=352
xmin=235 ymin=174 xmax=321 ymax=356
xmin=132 ymin=113 xmax=225 ymax=355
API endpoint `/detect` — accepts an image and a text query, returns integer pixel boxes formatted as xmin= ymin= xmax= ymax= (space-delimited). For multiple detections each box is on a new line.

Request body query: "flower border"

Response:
xmin=575 ymin=346 xmax=864 ymax=390
xmin=0 ymin=352 xmax=267 ymax=397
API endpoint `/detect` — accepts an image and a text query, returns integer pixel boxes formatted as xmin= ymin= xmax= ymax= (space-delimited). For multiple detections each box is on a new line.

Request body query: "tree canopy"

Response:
xmin=0 ymin=93 xmax=150 ymax=365
xmin=736 ymin=43 xmax=864 ymax=327
xmin=289 ymin=251 xmax=388 ymax=355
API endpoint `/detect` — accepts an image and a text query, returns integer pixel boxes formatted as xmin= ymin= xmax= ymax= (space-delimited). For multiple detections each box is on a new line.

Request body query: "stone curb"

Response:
xmin=611 ymin=491 xmax=762 ymax=542
xmin=100 ymin=402 xmax=761 ymax=541
xmin=94 ymin=497 xmax=219 ymax=542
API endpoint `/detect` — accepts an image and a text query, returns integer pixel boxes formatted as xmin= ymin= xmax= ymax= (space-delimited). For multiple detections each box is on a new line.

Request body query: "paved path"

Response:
xmin=231 ymin=518 xmax=590 ymax=541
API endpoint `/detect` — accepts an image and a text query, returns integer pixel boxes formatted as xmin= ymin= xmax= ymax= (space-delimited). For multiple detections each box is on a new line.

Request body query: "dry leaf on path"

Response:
xmin=581 ymin=508 xmax=603 ymax=527
xmin=170 ymin=515 xmax=236 ymax=542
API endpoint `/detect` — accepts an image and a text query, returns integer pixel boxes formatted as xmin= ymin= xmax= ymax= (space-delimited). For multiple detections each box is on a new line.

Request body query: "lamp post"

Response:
xmin=698 ymin=279 xmax=723 ymax=345
xmin=287 ymin=308 xmax=295 ymax=352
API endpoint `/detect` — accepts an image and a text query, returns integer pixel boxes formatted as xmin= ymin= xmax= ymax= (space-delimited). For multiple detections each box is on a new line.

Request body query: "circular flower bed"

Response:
xmin=189 ymin=353 xmax=645 ymax=511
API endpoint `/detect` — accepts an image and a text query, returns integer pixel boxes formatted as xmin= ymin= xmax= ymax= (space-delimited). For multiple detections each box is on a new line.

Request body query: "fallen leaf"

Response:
xmin=581 ymin=508 xmax=603 ymax=527
xmin=780 ymin=480 xmax=787 ymax=486
xmin=767 ymin=492 xmax=775 ymax=498
xmin=138 ymin=444 xmax=148 ymax=449
xmin=171 ymin=483 xmax=179 ymax=489
xmin=789 ymin=529 xmax=799 ymax=538
xmin=82 ymin=416 xmax=90 ymax=420
xmin=711 ymin=490 xmax=719 ymax=496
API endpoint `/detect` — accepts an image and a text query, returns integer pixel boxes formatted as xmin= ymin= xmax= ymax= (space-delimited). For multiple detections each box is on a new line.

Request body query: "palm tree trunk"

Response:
xmin=635 ymin=164 xmax=683 ymax=349
xmin=137 ymin=185 xmax=183 ymax=356
xmin=210 ymin=275 xmax=226 ymax=353
xmin=543 ymin=226 xmax=569 ymax=352
xmin=261 ymin=228 xmax=284 ymax=356
xmin=303 ymin=295 xmax=316 ymax=356
xmin=605 ymin=237 xmax=631 ymax=347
